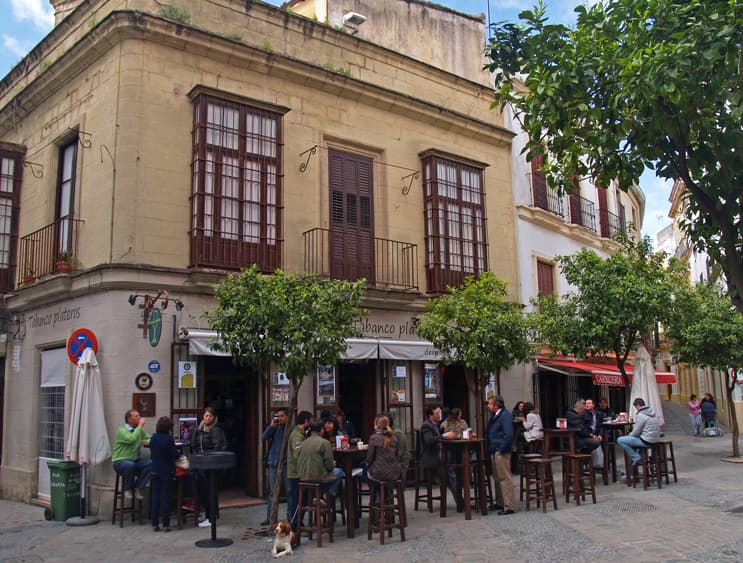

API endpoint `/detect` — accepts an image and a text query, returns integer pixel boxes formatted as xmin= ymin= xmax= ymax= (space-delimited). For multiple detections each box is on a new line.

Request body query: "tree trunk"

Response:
xmin=726 ymin=373 xmax=740 ymax=458
xmin=617 ymin=359 xmax=632 ymax=414
xmin=269 ymin=377 xmax=303 ymax=525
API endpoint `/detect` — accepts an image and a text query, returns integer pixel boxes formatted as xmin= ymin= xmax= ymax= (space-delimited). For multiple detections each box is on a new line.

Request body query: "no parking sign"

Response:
xmin=67 ymin=328 xmax=98 ymax=364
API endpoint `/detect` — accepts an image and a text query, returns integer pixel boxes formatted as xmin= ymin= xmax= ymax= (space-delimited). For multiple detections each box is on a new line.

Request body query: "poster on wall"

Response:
xmin=317 ymin=365 xmax=336 ymax=405
xmin=272 ymin=372 xmax=290 ymax=405
xmin=178 ymin=361 xmax=197 ymax=389
xmin=132 ymin=393 xmax=156 ymax=417
xmin=484 ymin=372 xmax=497 ymax=402
xmin=423 ymin=363 xmax=441 ymax=401
xmin=178 ymin=417 xmax=197 ymax=443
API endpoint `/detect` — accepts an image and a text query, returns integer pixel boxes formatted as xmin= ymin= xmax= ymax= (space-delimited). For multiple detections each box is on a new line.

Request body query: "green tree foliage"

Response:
xmin=207 ymin=265 xmax=366 ymax=521
xmin=486 ymin=0 xmax=743 ymax=313
xmin=666 ymin=281 xmax=743 ymax=456
xmin=416 ymin=273 xmax=532 ymax=429
xmin=529 ymin=237 xmax=682 ymax=389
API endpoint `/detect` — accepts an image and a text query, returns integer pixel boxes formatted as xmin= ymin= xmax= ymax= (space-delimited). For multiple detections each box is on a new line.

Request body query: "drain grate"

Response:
xmin=613 ymin=503 xmax=657 ymax=513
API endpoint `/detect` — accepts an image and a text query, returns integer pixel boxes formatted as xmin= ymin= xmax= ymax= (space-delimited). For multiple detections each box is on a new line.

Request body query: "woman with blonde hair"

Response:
xmin=366 ymin=416 xmax=401 ymax=482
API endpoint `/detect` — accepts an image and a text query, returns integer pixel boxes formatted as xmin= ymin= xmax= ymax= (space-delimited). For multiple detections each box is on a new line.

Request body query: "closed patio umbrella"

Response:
xmin=629 ymin=345 xmax=665 ymax=427
xmin=64 ymin=348 xmax=111 ymax=525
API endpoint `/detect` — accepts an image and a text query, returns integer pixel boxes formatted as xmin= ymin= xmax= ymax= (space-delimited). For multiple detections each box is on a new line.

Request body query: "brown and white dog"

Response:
xmin=272 ymin=522 xmax=298 ymax=558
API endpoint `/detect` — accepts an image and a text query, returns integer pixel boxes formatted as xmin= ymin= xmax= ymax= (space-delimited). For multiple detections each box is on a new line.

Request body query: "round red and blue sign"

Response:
xmin=67 ymin=328 xmax=98 ymax=365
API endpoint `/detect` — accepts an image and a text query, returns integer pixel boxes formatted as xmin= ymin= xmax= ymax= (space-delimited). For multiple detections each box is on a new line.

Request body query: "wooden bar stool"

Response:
xmin=656 ymin=439 xmax=678 ymax=484
xmin=525 ymin=457 xmax=558 ymax=512
xmin=297 ymin=481 xmax=334 ymax=547
xmin=111 ymin=471 xmax=144 ymax=528
xmin=563 ymin=453 xmax=595 ymax=505
xmin=628 ymin=445 xmax=663 ymax=490
xmin=414 ymin=467 xmax=442 ymax=513
xmin=518 ymin=453 xmax=542 ymax=501
xmin=174 ymin=469 xmax=197 ymax=529
xmin=367 ymin=478 xmax=405 ymax=545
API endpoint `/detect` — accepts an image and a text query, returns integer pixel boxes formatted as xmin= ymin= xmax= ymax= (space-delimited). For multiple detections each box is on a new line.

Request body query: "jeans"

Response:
xmin=266 ymin=465 xmax=287 ymax=521
xmin=286 ymin=477 xmax=299 ymax=527
xmin=616 ymin=435 xmax=647 ymax=463
xmin=328 ymin=467 xmax=345 ymax=496
xmin=689 ymin=414 xmax=701 ymax=435
xmin=150 ymin=473 xmax=172 ymax=528
xmin=113 ymin=458 xmax=152 ymax=491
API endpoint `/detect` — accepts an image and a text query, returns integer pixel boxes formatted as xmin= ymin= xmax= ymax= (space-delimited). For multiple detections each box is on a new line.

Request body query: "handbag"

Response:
xmin=175 ymin=454 xmax=190 ymax=470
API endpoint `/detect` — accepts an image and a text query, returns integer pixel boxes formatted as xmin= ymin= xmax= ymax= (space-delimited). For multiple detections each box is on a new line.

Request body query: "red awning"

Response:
xmin=537 ymin=358 xmax=676 ymax=387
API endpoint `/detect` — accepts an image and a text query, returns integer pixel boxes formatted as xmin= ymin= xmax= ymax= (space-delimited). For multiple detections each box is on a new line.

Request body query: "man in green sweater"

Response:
xmin=112 ymin=409 xmax=152 ymax=500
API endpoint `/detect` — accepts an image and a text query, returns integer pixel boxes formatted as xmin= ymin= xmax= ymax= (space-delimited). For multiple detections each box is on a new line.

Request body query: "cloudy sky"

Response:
xmin=0 ymin=0 xmax=671 ymax=239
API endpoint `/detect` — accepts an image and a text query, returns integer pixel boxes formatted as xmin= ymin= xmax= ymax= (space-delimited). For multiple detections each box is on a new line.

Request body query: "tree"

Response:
xmin=528 ymin=236 xmax=683 ymax=405
xmin=666 ymin=281 xmax=743 ymax=457
xmin=415 ymin=272 xmax=533 ymax=432
xmin=486 ymin=0 xmax=743 ymax=313
xmin=207 ymin=266 xmax=366 ymax=524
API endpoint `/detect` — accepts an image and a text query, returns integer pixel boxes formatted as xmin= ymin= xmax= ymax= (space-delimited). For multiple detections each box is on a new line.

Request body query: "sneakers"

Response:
xmin=260 ymin=519 xmax=270 ymax=526
xmin=198 ymin=518 xmax=212 ymax=528
xmin=124 ymin=490 xmax=134 ymax=501
xmin=135 ymin=488 xmax=145 ymax=500
xmin=631 ymin=457 xmax=642 ymax=467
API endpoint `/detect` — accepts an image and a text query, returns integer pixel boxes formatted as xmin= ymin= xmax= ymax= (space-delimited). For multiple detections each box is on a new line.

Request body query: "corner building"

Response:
xmin=0 ymin=0 xmax=518 ymax=512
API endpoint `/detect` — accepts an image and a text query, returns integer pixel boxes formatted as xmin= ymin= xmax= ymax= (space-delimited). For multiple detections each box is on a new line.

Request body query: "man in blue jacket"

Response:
xmin=261 ymin=408 xmax=288 ymax=526
xmin=486 ymin=396 xmax=515 ymax=515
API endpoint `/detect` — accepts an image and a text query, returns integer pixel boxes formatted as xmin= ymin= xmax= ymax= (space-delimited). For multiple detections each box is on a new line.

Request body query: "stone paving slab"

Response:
xmin=1 ymin=401 xmax=741 ymax=562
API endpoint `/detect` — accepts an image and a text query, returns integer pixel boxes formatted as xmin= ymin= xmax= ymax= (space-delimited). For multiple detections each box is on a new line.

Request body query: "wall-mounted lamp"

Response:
xmin=342 ymin=11 xmax=366 ymax=35
xmin=128 ymin=291 xmax=185 ymax=337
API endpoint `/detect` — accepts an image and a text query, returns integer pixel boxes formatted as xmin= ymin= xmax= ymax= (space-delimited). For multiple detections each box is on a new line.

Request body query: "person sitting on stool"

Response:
xmin=112 ymin=409 xmax=152 ymax=501
xmin=297 ymin=419 xmax=345 ymax=506
xmin=617 ymin=398 xmax=661 ymax=467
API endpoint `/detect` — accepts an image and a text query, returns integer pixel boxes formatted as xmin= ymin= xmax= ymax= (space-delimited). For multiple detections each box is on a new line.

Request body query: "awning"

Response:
xmin=341 ymin=338 xmax=379 ymax=360
xmin=378 ymin=339 xmax=442 ymax=361
xmin=537 ymin=358 xmax=676 ymax=387
xmin=177 ymin=328 xmax=230 ymax=357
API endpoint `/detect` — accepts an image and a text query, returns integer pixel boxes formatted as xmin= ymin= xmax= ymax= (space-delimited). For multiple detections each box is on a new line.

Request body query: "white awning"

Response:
xmin=378 ymin=339 xmax=441 ymax=361
xmin=341 ymin=338 xmax=379 ymax=360
xmin=178 ymin=328 xmax=230 ymax=357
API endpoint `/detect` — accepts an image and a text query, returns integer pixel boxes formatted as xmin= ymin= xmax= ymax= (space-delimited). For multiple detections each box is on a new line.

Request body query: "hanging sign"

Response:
xmin=148 ymin=308 xmax=162 ymax=347
xmin=67 ymin=328 xmax=98 ymax=364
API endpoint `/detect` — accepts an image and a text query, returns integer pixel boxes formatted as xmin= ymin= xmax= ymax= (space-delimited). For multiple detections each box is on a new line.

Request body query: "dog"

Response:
xmin=271 ymin=521 xmax=298 ymax=558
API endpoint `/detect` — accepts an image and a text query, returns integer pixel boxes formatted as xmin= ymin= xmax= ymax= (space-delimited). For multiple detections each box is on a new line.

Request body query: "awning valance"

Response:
xmin=177 ymin=328 xmax=230 ymax=357
xmin=378 ymin=339 xmax=442 ymax=361
xmin=537 ymin=358 xmax=676 ymax=387
xmin=341 ymin=338 xmax=379 ymax=360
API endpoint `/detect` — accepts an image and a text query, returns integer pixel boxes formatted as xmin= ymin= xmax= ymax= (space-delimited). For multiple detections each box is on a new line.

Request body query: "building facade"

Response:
xmin=0 ymin=0 xmax=519 ymax=511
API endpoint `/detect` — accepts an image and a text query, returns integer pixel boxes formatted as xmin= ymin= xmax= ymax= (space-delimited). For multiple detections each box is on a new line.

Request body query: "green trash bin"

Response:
xmin=47 ymin=460 xmax=81 ymax=521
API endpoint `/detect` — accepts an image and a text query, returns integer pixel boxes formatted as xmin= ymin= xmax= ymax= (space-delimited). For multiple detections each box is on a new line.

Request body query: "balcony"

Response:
xmin=569 ymin=194 xmax=597 ymax=233
xmin=303 ymin=227 xmax=418 ymax=291
xmin=529 ymin=172 xmax=565 ymax=218
xmin=18 ymin=216 xmax=82 ymax=286
xmin=599 ymin=209 xmax=626 ymax=238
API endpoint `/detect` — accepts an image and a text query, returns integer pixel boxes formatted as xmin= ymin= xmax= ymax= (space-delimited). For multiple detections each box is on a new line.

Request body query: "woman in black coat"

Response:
xmin=191 ymin=407 xmax=227 ymax=527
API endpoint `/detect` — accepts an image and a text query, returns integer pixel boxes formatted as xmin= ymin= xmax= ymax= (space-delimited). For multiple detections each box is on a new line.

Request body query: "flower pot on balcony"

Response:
xmin=56 ymin=260 xmax=71 ymax=274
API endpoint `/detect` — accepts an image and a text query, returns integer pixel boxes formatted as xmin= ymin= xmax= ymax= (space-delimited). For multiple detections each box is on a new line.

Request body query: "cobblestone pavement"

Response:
xmin=2 ymin=401 xmax=742 ymax=562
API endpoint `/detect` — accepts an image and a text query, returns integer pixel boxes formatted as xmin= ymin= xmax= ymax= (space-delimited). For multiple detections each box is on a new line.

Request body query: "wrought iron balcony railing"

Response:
xmin=569 ymin=194 xmax=597 ymax=233
xmin=303 ymin=227 xmax=418 ymax=291
xmin=18 ymin=216 xmax=82 ymax=286
xmin=529 ymin=172 xmax=565 ymax=218
xmin=599 ymin=209 xmax=626 ymax=238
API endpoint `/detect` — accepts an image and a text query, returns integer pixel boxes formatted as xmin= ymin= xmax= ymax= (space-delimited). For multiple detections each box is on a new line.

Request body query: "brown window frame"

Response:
xmin=536 ymin=259 xmax=555 ymax=297
xmin=190 ymin=93 xmax=284 ymax=272
xmin=0 ymin=146 xmax=24 ymax=292
xmin=421 ymin=152 xmax=488 ymax=293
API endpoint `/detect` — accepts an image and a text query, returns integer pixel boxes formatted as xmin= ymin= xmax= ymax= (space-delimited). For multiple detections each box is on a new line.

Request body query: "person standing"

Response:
xmin=191 ymin=407 xmax=227 ymax=528
xmin=260 ymin=408 xmax=288 ymax=526
xmin=112 ymin=409 xmax=152 ymax=501
xmin=286 ymin=410 xmax=312 ymax=529
xmin=149 ymin=416 xmax=180 ymax=532
xmin=688 ymin=394 xmax=702 ymax=436
xmin=486 ymin=396 xmax=515 ymax=515
xmin=700 ymin=393 xmax=717 ymax=429
xmin=617 ymin=398 xmax=661 ymax=466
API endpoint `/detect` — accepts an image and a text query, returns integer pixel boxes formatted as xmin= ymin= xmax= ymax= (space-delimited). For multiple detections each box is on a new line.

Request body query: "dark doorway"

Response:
xmin=202 ymin=356 xmax=259 ymax=496
xmin=338 ymin=361 xmax=377 ymax=441
xmin=442 ymin=364 xmax=469 ymax=425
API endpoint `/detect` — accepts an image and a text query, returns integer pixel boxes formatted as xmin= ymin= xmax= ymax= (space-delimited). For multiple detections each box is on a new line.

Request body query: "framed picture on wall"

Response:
xmin=317 ymin=365 xmax=336 ymax=405
xmin=132 ymin=393 xmax=156 ymax=417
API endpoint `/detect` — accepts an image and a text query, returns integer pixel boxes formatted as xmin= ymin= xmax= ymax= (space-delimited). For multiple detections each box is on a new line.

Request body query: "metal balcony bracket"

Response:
xmin=23 ymin=161 xmax=44 ymax=178
xmin=299 ymin=145 xmax=319 ymax=173
xmin=401 ymin=171 xmax=420 ymax=195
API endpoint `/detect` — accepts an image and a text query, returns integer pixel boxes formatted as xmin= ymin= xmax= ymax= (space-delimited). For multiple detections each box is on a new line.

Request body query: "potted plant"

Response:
xmin=56 ymin=251 xmax=71 ymax=274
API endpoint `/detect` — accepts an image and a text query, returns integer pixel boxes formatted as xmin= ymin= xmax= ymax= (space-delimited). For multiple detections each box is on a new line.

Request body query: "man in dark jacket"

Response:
xmin=584 ymin=399 xmax=605 ymax=468
xmin=419 ymin=406 xmax=442 ymax=474
xmin=260 ymin=408 xmax=288 ymax=526
xmin=567 ymin=400 xmax=601 ymax=455
xmin=486 ymin=396 xmax=515 ymax=515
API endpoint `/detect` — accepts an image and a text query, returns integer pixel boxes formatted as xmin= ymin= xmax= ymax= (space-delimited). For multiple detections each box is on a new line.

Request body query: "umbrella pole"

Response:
xmin=66 ymin=465 xmax=99 ymax=526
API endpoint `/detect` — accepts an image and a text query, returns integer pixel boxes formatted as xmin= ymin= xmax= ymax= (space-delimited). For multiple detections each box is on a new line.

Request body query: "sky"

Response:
xmin=0 ymin=0 xmax=672 ymax=240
